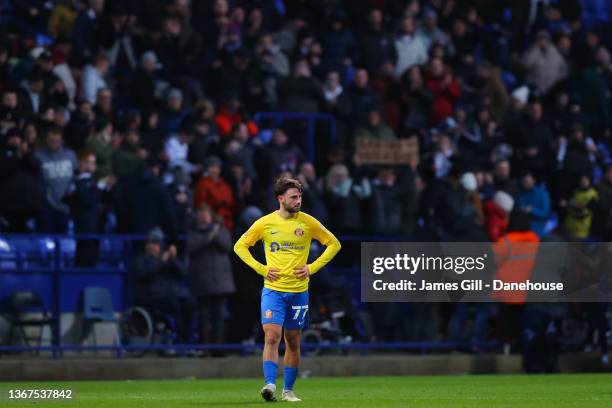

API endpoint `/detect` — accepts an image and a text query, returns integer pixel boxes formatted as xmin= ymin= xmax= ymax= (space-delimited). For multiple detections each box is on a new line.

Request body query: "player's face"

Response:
xmin=280 ymin=188 xmax=302 ymax=213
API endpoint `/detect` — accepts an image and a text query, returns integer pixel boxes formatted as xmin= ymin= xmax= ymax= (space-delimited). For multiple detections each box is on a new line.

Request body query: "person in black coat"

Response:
xmin=0 ymin=127 xmax=45 ymax=232
xmin=114 ymin=159 xmax=178 ymax=244
xmin=65 ymin=150 xmax=115 ymax=267
xmin=131 ymin=227 xmax=196 ymax=343
xmin=357 ymin=9 xmax=396 ymax=73
xmin=187 ymin=203 xmax=235 ymax=345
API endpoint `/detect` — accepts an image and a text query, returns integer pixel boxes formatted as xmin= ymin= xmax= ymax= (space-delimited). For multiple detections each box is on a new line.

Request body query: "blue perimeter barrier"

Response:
xmin=0 ymin=233 xmax=491 ymax=358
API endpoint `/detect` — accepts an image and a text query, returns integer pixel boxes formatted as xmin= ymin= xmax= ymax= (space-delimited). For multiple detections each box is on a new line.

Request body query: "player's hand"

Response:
xmin=293 ymin=265 xmax=311 ymax=280
xmin=266 ymin=267 xmax=281 ymax=282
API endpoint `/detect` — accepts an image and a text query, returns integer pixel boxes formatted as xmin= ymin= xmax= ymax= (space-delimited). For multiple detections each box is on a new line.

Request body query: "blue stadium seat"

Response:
xmin=0 ymin=237 xmax=16 ymax=269
xmin=83 ymin=286 xmax=120 ymax=346
xmin=10 ymin=237 xmax=52 ymax=268
xmin=58 ymin=238 xmax=76 ymax=267
xmin=98 ymin=238 xmax=126 ymax=268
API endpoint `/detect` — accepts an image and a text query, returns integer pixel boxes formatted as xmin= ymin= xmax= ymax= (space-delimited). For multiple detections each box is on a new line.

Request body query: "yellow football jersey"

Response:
xmin=234 ymin=211 xmax=341 ymax=292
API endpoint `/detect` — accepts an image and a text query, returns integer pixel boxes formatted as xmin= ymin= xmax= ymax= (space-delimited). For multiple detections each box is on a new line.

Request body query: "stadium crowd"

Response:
xmin=0 ymin=0 xmax=611 ymax=368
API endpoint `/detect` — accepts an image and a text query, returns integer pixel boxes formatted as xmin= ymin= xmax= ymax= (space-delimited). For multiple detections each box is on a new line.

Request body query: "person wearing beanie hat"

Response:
xmin=483 ymin=190 xmax=515 ymax=242
xmin=460 ymin=171 xmax=485 ymax=228
xmin=511 ymin=85 xmax=529 ymax=106
xmin=494 ymin=190 xmax=515 ymax=213
xmin=460 ymin=172 xmax=478 ymax=192
xmin=130 ymin=225 xmax=197 ymax=344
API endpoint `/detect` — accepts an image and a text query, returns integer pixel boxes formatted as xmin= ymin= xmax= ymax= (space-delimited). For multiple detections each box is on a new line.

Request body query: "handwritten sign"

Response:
xmin=355 ymin=137 xmax=419 ymax=165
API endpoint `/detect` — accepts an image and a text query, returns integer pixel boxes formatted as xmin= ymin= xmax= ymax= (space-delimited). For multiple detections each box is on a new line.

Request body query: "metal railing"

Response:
xmin=253 ymin=112 xmax=337 ymax=163
xmin=1 ymin=233 xmax=493 ymax=358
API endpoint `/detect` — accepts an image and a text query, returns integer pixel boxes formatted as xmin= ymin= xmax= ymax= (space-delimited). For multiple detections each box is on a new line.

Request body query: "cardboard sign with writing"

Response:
xmin=355 ymin=137 xmax=419 ymax=165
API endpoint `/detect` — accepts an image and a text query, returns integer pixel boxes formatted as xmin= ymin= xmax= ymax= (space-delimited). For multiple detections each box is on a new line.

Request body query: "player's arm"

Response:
xmin=233 ymin=218 xmax=277 ymax=279
xmin=297 ymin=216 xmax=341 ymax=278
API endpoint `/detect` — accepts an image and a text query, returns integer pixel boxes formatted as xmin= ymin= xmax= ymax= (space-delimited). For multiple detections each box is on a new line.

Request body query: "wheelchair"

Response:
xmin=119 ymin=306 xmax=179 ymax=357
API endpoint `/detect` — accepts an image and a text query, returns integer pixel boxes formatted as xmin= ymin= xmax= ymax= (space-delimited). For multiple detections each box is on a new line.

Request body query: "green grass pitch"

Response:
xmin=2 ymin=374 xmax=611 ymax=407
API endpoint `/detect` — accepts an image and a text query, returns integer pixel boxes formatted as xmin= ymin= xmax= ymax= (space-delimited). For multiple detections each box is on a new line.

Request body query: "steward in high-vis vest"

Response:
xmin=492 ymin=211 xmax=540 ymax=304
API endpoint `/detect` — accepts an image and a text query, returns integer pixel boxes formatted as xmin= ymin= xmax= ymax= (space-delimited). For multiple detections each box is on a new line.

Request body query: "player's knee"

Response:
xmin=284 ymin=335 xmax=300 ymax=350
xmin=264 ymin=330 xmax=281 ymax=345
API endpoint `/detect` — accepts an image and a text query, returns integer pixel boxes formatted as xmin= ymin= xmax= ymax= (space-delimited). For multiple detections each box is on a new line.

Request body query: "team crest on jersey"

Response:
xmin=265 ymin=309 xmax=273 ymax=319
xmin=294 ymin=228 xmax=304 ymax=237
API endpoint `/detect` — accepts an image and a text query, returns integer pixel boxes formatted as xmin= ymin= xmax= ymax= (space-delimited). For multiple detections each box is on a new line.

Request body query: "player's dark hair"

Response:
xmin=274 ymin=177 xmax=303 ymax=196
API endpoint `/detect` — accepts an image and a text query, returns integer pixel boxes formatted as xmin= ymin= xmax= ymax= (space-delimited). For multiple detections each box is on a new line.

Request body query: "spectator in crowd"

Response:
xmin=115 ymin=159 xmax=177 ymax=241
xmin=515 ymin=171 xmax=551 ymax=237
xmin=277 ymin=59 xmax=323 ymax=113
xmin=85 ymin=117 xmax=113 ymax=179
xmin=0 ymin=128 xmax=45 ymax=232
xmin=65 ymin=100 xmax=95 ymax=151
xmin=522 ymin=30 xmax=568 ymax=96
xmin=460 ymin=172 xmax=485 ymax=227
xmin=367 ymin=167 xmax=413 ymax=235
xmin=324 ymin=163 xmax=371 ymax=234
xmin=130 ymin=51 xmax=163 ymax=111
xmin=80 ymin=52 xmax=110 ymax=104
xmin=563 ymin=174 xmax=599 ymax=240
xmin=353 ymin=108 xmax=396 ymax=145
xmin=513 ymin=100 xmax=553 ymax=178
xmin=140 ymin=110 xmax=167 ymax=163
xmin=65 ymin=150 xmax=115 ymax=266
xmin=319 ymin=9 xmax=358 ymax=75
xmin=131 ymin=227 xmax=196 ymax=343
xmin=223 ymin=122 xmax=257 ymax=180
xmin=213 ymin=94 xmax=258 ymax=138
xmin=35 ymin=124 xmax=76 ymax=232
xmin=159 ymin=88 xmax=190 ymax=136
xmin=17 ymin=68 xmax=45 ymax=117
xmin=358 ymin=9 xmax=396 ymax=73
xmin=255 ymin=33 xmax=290 ymax=107
xmin=72 ymin=0 xmax=105 ymax=61
xmin=400 ymin=65 xmax=433 ymax=132
xmin=187 ymin=203 xmax=235 ymax=346
xmin=483 ymin=190 xmax=515 ymax=242
xmin=112 ymin=128 xmax=146 ymax=180
xmin=425 ymin=57 xmax=461 ymax=125
xmin=257 ymin=127 xmax=303 ymax=183
xmin=344 ymin=68 xmax=381 ymax=128
xmin=296 ymin=162 xmax=328 ymax=224
xmin=93 ymin=87 xmax=114 ymax=121
xmin=394 ymin=17 xmax=428 ymax=79
xmin=193 ymin=155 xmax=236 ymax=231
xmin=165 ymin=119 xmax=197 ymax=176
xmin=416 ymin=8 xmax=450 ymax=52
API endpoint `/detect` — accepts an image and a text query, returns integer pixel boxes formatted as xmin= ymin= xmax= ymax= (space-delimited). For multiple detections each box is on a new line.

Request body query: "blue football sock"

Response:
xmin=283 ymin=367 xmax=298 ymax=391
xmin=263 ymin=361 xmax=278 ymax=385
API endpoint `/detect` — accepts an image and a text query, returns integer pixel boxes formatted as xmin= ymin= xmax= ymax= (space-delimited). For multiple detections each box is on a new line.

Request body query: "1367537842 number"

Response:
xmin=7 ymin=389 xmax=74 ymax=399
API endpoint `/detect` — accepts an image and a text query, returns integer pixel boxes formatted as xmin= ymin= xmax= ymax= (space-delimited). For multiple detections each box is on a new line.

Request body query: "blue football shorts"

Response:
xmin=261 ymin=287 xmax=309 ymax=329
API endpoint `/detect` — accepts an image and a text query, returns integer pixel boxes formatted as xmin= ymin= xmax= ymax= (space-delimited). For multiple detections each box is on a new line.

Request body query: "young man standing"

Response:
xmin=234 ymin=177 xmax=341 ymax=402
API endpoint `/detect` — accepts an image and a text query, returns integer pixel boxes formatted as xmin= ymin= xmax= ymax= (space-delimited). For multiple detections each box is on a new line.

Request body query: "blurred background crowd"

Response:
xmin=0 ymin=0 xmax=611 ymax=368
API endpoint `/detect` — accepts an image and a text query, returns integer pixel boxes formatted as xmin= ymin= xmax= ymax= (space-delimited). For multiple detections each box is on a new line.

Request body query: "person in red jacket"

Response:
xmin=424 ymin=57 xmax=461 ymax=125
xmin=193 ymin=156 xmax=236 ymax=231
xmin=213 ymin=95 xmax=258 ymax=138
xmin=483 ymin=190 xmax=515 ymax=242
